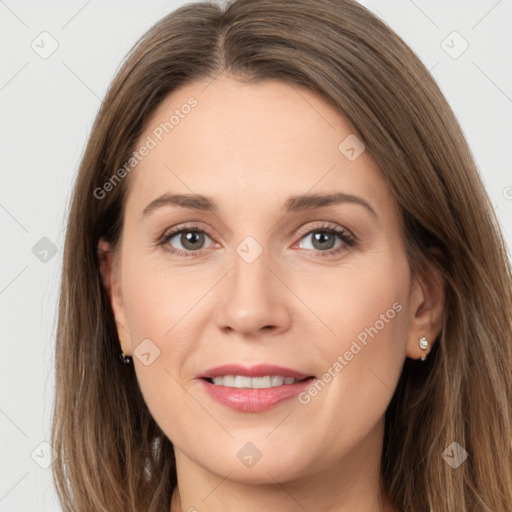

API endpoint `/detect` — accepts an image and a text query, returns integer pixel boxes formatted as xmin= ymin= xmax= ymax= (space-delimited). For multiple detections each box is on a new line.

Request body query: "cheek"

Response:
xmin=118 ymin=256 xmax=219 ymax=437
xmin=120 ymin=256 xmax=214 ymax=347
xmin=300 ymin=252 xmax=410 ymax=427
xmin=305 ymin=249 xmax=410 ymax=357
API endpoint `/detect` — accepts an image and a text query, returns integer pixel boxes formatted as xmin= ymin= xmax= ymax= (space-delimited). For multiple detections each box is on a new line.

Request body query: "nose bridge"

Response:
xmin=228 ymin=227 xmax=273 ymax=291
xmin=214 ymin=236 xmax=291 ymax=334
xmin=232 ymin=242 xmax=270 ymax=294
xmin=230 ymin=239 xmax=275 ymax=310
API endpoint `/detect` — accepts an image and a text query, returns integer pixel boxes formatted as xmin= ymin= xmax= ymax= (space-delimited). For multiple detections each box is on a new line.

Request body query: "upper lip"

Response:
xmin=197 ymin=364 xmax=314 ymax=380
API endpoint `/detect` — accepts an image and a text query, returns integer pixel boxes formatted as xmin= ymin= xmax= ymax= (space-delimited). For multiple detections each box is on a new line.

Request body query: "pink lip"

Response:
xmin=197 ymin=364 xmax=315 ymax=413
xmin=197 ymin=364 xmax=312 ymax=380
xmin=199 ymin=379 xmax=314 ymax=412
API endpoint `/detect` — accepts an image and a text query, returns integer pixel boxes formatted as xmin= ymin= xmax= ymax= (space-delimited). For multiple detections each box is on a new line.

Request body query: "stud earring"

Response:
xmin=419 ymin=337 xmax=429 ymax=361
xmin=119 ymin=351 xmax=133 ymax=364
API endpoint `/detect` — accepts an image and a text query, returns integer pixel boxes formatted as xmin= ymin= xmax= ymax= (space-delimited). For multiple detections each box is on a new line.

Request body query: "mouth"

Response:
xmin=203 ymin=375 xmax=312 ymax=388
xmin=197 ymin=364 xmax=316 ymax=412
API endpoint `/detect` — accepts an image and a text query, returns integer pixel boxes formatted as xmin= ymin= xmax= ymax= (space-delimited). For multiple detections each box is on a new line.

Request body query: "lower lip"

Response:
xmin=199 ymin=378 xmax=315 ymax=412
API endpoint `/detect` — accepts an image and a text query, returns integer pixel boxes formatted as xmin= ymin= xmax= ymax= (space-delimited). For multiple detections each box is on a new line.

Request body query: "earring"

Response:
xmin=119 ymin=351 xmax=133 ymax=364
xmin=419 ymin=337 xmax=429 ymax=361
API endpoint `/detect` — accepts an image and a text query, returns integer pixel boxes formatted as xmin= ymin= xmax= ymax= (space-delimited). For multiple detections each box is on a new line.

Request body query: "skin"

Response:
xmin=99 ymin=74 xmax=444 ymax=512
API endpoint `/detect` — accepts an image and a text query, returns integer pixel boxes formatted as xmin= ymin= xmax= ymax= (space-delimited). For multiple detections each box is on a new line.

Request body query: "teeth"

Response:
xmin=210 ymin=375 xmax=302 ymax=389
xmin=271 ymin=376 xmax=284 ymax=386
xmin=222 ymin=375 xmax=236 ymax=387
xmin=235 ymin=375 xmax=252 ymax=388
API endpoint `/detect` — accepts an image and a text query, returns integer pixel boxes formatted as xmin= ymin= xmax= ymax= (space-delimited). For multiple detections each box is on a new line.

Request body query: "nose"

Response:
xmin=213 ymin=249 xmax=292 ymax=337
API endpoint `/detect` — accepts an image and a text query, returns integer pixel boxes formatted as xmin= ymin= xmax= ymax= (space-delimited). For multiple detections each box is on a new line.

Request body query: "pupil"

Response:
xmin=313 ymin=232 xmax=335 ymax=250
xmin=182 ymin=231 xmax=204 ymax=250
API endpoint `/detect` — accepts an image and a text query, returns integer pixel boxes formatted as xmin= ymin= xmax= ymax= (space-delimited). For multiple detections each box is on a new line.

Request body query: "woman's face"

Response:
xmin=101 ymin=75 xmax=436 ymax=484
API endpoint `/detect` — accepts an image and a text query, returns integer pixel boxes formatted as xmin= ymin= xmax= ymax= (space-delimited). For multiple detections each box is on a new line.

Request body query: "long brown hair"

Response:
xmin=51 ymin=1 xmax=512 ymax=510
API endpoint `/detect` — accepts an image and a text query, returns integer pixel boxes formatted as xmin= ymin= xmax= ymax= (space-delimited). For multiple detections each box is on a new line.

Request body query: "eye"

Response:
xmin=295 ymin=224 xmax=356 ymax=256
xmin=159 ymin=225 xmax=215 ymax=255
xmin=157 ymin=222 xmax=356 ymax=258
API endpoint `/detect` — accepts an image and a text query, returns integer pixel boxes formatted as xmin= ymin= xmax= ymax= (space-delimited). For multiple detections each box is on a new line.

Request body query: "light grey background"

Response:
xmin=0 ymin=1 xmax=510 ymax=510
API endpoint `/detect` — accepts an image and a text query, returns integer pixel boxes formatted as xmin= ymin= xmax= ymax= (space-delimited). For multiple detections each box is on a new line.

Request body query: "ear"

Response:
xmin=97 ymin=237 xmax=132 ymax=356
xmin=405 ymin=265 xmax=445 ymax=360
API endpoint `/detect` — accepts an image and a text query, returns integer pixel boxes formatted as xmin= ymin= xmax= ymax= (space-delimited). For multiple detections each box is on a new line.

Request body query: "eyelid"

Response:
xmin=291 ymin=222 xmax=357 ymax=256
xmin=157 ymin=221 xmax=357 ymax=257
xmin=154 ymin=227 xmax=207 ymax=260
xmin=294 ymin=221 xmax=353 ymax=240
xmin=157 ymin=222 xmax=217 ymax=245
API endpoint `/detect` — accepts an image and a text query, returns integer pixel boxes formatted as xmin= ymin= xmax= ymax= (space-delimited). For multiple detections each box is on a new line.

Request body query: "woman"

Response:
xmin=51 ymin=0 xmax=512 ymax=511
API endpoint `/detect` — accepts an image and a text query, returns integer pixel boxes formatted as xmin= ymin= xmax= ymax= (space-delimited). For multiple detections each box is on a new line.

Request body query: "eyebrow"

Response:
xmin=141 ymin=192 xmax=377 ymax=217
xmin=142 ymin=193 xmax=216 ymax=216
xmin=284 ymin=192 xmax=377 ymax=217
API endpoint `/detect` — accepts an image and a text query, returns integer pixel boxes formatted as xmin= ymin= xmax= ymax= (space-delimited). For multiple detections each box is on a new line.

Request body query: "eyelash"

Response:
xmin=156 ymin=222 xmax=357 ymax=258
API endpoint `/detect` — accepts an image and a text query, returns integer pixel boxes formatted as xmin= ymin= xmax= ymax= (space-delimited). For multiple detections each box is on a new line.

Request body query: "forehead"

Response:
xmin=124 ymin=75 xmax=391 ymax=218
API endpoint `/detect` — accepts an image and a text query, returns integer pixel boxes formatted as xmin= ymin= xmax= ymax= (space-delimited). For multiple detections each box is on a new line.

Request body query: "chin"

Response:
xmin=188 ymin=440 xmax=316 ymax=484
